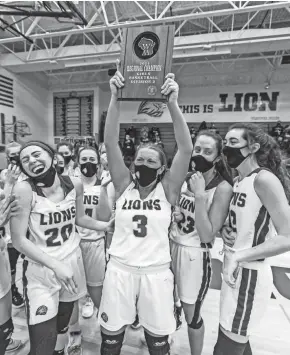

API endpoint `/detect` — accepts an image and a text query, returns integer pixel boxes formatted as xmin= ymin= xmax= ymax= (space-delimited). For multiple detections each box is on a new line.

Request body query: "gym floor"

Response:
xmin=12 ymin=280 xmax=290 ymax=355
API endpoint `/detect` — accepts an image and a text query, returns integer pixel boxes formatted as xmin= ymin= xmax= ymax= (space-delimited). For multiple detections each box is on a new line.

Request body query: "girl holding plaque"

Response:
xmin=99 ymin=61 xmax=192 ymax=355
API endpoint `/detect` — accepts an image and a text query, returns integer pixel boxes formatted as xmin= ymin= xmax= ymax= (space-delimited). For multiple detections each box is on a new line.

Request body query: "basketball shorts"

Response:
xmin=171 ymin=241 xmax=212 ymax=305
xmin=0 ymin=246 xmax=11 ymax=299
xmin=98 ymin=257 xmax=176 ymax=336
xmin=80 ymin=238 xmax=106 ymax=287
xmin=220 ymin=262 xmax=273 ymax=336
xmin=23 ymin=246 xmax=87 ymax=325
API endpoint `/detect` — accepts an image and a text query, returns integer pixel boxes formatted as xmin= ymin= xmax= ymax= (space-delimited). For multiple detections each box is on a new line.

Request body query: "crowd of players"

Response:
xmin=0 ymin=69 xmax=290 ymax=355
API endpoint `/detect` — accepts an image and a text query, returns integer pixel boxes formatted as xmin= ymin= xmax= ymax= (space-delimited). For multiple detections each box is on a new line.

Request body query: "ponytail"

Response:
xmin=214 ymin=158 xmax=233 ymax=186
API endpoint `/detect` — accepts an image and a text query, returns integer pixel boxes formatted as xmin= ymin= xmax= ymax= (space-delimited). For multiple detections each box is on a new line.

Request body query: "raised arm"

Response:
xmin=163 ymin=74 xmax=193 ymax=202
xmin=72 ymin=178 xmax=112 ymax=231
xmin=104 ymin=62 xmax=131 ymax=194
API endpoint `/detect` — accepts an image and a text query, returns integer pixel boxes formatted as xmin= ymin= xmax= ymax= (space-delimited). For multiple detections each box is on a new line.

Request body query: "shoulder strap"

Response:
xmin=206 ymin=172 xmax=224 ymax=190
xmin=247 ymin=167 xmax=272 ymax=177
xmin=59 ymin=175 xmax=75 ymax=197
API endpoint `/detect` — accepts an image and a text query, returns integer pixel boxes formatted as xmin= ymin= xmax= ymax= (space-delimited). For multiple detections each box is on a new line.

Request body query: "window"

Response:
xmin=54 ymin=92 xmax=93 ymax=136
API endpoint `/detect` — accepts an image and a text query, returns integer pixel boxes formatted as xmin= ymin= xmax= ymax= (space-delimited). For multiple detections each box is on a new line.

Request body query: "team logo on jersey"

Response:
xmin=231 ymin=192 xmax=246 ymax=207
xmin=138 ymin=101 xmax=167 ymax=118
xmin=122 ymin=198 xmax=161 ymax=211
xmin=101 ymin=312 xmax=108 ymax=323
xmin=36 ymin=305 xmax=48 ymax=316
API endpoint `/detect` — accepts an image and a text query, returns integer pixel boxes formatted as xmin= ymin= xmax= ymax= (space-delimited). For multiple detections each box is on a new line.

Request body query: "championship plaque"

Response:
xmin=118 ymin=25 xmax=175 ymax=101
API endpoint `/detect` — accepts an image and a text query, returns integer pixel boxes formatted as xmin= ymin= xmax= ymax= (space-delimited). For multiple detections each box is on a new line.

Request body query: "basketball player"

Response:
xmin=1 ymin=142 xmax=25 ymax=308
xmin=170 ymin=131 xmax=233 ymax=355
xmin=57 ymin=142 xmax=76 ymax=176
xmin=98 ymin=65 xmax=192 ymax=355
xmin=0 ymin=188 xmax=23 ymax=355
xmin=54 ymin=153 xmax=65 ymax=175
xmin=10 ymin=141 xmax=113 ymax=355
xmin=214 ymin=123 xmax=290 ymax=355
xmin=66 ymin=146 xmax=112 ymax=355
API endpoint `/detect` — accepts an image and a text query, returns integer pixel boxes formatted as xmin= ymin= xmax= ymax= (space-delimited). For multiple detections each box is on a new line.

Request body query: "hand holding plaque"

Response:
xmin=118 ymin=25 xmax=174 ymax=101
xmin=109 ymin=60 xmax=124 ymax=97
xmin=161 ymin=73 xmax=179 ymax=104
xmin=111 ymin=63 xmax=179 ymax=105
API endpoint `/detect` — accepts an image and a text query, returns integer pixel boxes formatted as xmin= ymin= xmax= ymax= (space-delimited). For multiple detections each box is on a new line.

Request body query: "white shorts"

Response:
xmin=171 ymin=241 xmax=212 ymax=305
xmin=23 ymin=246 xmax=87 ymax=325
xmin=0 ymin=246 xmax=11 ymax=299
xmin=98 ymin=257 xmax=176 ymax=336
xmin=80 ymin=238 xmax=106 ymax=287
xmin=220 ymin=262 xmax=273 ymax=336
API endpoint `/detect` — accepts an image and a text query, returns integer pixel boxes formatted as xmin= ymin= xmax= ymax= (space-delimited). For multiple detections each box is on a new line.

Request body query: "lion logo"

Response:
xmin=138 ymin=101 xmax=167 ymax=118
xmin=138 ymin=37 xmax=155 ymax=57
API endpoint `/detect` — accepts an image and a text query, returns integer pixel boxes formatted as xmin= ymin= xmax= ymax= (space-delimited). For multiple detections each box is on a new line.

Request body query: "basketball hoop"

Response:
xmin=15 ymin=121 xmax=32 ymax=137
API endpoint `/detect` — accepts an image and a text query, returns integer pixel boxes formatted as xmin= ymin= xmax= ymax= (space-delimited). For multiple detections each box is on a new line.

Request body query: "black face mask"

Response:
xmin=80 ymin=162 xmax=97 ymax=178
xmin=27 ymin=163 xmax=57 ymax=188
xmin=191 ymin=155 xmax=214 ymax=173
xmin=223 ymin=145 xmax=249 ymax=169
xmin=63 ymin=155 xmax=72 ymax=165
xmin=9 ymin=155 xmax=20 ymax=166
xmin=55 ymin=165 xmax=64 ymax=175
xmin=134 ymin=164 xmax=159 ymax=187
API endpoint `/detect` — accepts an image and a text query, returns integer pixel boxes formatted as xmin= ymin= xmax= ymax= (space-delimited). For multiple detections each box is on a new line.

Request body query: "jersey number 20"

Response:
xmin=133 ymin=215 xmax=148 ymax=238
xmin=45 ymin=223 xmax=73 ymax=247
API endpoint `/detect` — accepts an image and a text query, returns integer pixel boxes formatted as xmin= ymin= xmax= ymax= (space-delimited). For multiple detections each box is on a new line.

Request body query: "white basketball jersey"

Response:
xmin=170 ymin=173 xmax=223 ymax=248
xmin=25 ymin=175 xmax=80 ymax=261
xmin=109 ymin=181 xmax=173 ymax=267
xmin=229 ymin=168 xmax=276 ymax=258
xmin=77 ymin=178 xmax=105 ymax=241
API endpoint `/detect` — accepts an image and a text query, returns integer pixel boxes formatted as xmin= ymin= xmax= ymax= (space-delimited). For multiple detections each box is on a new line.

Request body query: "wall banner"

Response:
xmin=119 ymin=84 xmax=290 ymax=123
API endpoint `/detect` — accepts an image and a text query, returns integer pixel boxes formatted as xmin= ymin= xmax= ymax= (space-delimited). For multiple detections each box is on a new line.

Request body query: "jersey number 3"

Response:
xmin=133 ymin=215 xmax=148 ymax=238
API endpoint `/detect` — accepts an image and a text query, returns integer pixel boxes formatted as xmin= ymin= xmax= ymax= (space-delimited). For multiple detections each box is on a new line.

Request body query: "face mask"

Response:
xmin=55 ymin=165 xmax=64 ymax=175
xmin=223 ymin=145 xmax=249 ymax=169
xmin=28 ymin=163 xmax=57 ymax=188
xmin=191 ymin=155 xmax=214 ymax=173
xmin=80 ymin=162 xmax=97 ymax=177
xmin=134 ymin=164 xmax=159 ymax=187
xmin=63 ymin=155 xmax=72 ymax=165
xmin=9 ymin=155 xmax=20 ymax=166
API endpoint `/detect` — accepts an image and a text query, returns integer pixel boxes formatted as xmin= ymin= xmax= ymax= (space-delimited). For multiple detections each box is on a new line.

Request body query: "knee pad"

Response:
xmin=100 ymin=331 xmax=125 ymax=355
xmin=57 ymin=302 xmax=74 ymax=334
xmin=213 ymin=328 xmax=247 ymax=355
xmin=188 ymin=316 xmax=203 ymax=330
xmin=0 ymin=318 xmax=14 ymax=350
xmin=144 ymin=332 xmax=170 ymax=355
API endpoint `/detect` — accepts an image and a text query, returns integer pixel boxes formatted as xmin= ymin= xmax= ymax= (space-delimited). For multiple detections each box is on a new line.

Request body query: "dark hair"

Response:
xmin=57 ymin=142 xmax=73 ymax=153
xmin=194 ymin=130 xmax=233 ymax=186
xmin=19 ymin=141 xmax=55 ymax=175
xmin=77 ymin=146 xmax=100 ymax=164
xmin=20 ymin=141 xmax=55 ymax=158
xmin=230 ymin=123 xmax=290 ymax=201
xmin=55 ymin=152 xmax=64 ymax=161
xmin=134 ymin=144 xmax=167 ymax=182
